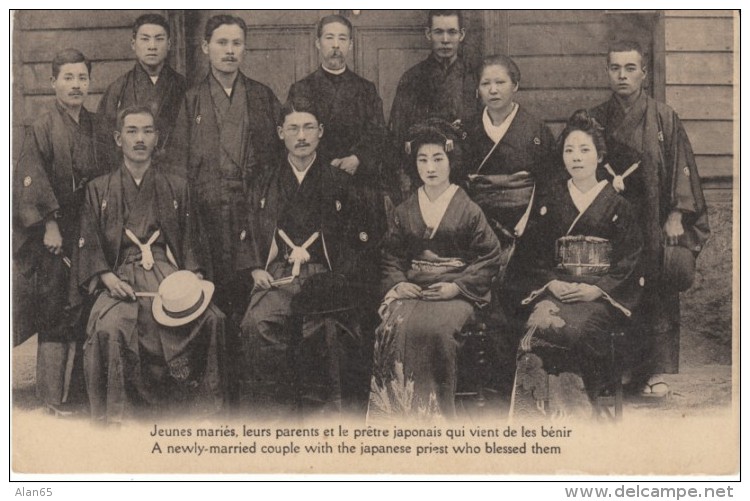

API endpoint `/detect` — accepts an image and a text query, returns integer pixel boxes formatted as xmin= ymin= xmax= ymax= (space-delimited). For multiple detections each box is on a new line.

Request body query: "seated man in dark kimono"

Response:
xmin=240 ymin=97 xmax=374 ymax=419
xmin=72 ymin=106 xmax=227 ymax=425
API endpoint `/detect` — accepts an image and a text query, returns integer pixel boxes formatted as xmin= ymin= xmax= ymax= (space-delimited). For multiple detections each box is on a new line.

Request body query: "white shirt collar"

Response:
xmin=321 ymin=65 xmax=347 ymax=76
xmin=288 ymin=153 xmax=317 ymax=185
xmin=418 ymin=184 xmax=459 ymax=239
xmin=482 ymin=102 xmax=519 ymax=144
xmin=567 ymin=179 xmax=608 ymax=214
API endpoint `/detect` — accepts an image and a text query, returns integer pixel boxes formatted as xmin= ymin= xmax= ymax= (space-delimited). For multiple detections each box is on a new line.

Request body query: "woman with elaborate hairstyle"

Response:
xmin=367 ymin=119 xmax=502 ymax=421
xmin=509 ymin=110 xmax=643 ymax=418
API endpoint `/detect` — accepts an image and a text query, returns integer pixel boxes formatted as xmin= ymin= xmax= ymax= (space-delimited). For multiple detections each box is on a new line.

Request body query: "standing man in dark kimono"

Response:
xmin=96 ymin=14 xmax=187 ymax=170
xmin=167 ymin=14 xmax=281 ymax=318
xmin=590 ymin=41 xmax=710 ymax=396
xmin=240 ymin=97 xmax=374 ymax=418
xmin=167 ymin=14 xmax=281 ymax=406
xmin=389 ymin=10 xmax=479 ymax=193
xmin=13 ymin=49 xmax=101 ymax=415
xmin=73 ymin=106 xmax=226 ymax=425
xmin=287 ymin=14 xmax=387 ymax=325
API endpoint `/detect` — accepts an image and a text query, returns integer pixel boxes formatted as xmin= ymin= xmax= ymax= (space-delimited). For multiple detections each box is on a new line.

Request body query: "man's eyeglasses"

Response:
xmin=430 ymin=29 xmax=462 ymax=39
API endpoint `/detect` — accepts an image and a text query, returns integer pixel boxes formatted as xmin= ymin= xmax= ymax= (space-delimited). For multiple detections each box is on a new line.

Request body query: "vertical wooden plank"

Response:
xmin=652 ymin=11 xmax=666 ymax=103
xmin=482 ymin=10 xmax=508 ymax=56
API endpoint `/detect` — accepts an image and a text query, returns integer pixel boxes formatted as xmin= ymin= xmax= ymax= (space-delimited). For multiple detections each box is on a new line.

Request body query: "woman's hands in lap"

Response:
xmin=421 ymin=282 xmax=461 ymax=301
xmin=548 ymin=280 xmax=603 ymax=303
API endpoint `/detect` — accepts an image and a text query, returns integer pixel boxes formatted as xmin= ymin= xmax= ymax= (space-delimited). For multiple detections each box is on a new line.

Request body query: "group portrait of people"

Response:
xmin=12 ymin=10 xmax=710 ymax=425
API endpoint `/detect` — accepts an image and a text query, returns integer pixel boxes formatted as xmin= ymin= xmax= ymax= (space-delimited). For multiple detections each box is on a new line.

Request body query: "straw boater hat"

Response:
xmin=152 ymin=270 xmax=214 ymax=327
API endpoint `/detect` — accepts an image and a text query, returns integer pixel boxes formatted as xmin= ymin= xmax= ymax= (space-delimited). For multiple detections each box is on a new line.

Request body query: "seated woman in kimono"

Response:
xmin=72 ymin=106 xmax=227 ymax=425
xmin=509 ymin=110 xmax=643 ymax=418
xmin=367 ymin=119 xmax=502 ymax=421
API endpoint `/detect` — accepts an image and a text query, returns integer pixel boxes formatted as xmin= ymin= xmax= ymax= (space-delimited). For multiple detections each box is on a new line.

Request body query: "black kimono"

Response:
xmin=96 ymin=63 xmax=187 ymax=170
xmin=240 ymin=156 xmax=375 ymax=416
xmin=510 ymin=181 xmax=643 ymax=417
xmin=591 ymin=93 xmax=710 ymax=376
xmin=167 ymin=72 xmax=282 ymax=316
xmin=288 ymin=67 xmax=388 ymax=294
xmin=368 ymin=186 xmax=502 ymax=421
xmin=73 ymin=166 xmax=226 ymax=424
xmin=389 ymin=54 xmax=480 ymax=188
xmin=13 ymin=101 xmax=99 ymax=408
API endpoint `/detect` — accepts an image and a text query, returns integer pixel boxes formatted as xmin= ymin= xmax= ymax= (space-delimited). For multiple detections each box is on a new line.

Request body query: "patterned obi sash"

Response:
xmin=410 ymin=256 xmax=467 ymax=275
xmin=471 ymin=185 xmax=534 ymax=211
xmin=555 ymin=235 xmax=612 ymax=276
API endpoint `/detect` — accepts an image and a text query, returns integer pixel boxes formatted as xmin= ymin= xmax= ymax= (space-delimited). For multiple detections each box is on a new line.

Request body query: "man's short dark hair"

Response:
xmin=428 ymin=10 xmax=463 ymax=29
xmin=204 ymin=14 xmax=247 ymax=42
xmin=51 ymin=48 xmax=91 ymax=79
xmin=132 ymin=13 xmax=170 ymax=39
xmin=116 ymin=105 xmax=157 ymax=133
xmin=607 ymin=40 xmax=646 ymax=66
xmin=278 ymin=97 xmax=320 ymax=126
xmin=316 ymin=14 xmax=352 ymax=38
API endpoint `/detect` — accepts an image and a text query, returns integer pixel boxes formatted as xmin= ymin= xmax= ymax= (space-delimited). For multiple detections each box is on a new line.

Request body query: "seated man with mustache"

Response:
xmin=240 ymin=96 xmax=375 ymax=419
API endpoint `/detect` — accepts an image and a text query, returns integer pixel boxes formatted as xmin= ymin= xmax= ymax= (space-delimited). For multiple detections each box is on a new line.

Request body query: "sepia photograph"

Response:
xmin=9 ymin=7 xmax=739 ymax=478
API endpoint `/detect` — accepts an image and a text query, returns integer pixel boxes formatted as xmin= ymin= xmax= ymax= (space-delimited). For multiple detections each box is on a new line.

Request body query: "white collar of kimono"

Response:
xmin=568 ymin=179 xmax=608 ymax=214
xmin=288 ymin=153 xmax=317 ymax=185
xmin=418 ymin=184 xmax=459 ymax=239
xmin=482 ymin=102 xmax=519 ymax=144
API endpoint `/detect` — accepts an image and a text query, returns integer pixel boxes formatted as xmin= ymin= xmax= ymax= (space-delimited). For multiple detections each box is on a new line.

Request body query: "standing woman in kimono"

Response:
xmin=463 ymin=55 xmax=556 ymax=264
xmin=509 ymin=110 xmax=643 ymax=418
xmin=462 ymin=55 xmax=557 ymax=392
xmin=368 ymin=119 xmax=502 ymax=421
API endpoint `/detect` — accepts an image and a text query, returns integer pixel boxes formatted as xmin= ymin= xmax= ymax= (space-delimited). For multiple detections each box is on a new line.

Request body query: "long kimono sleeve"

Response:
xmin=164 ymin=96 xmax=191 ymax=178
xmin=14 ymin=121 xmax=59 ymax=231
xmin=380 ymin=213 xmax=411 ymax=296
xmin=178 ymin=182 xmax=201 ymax=273
xmin=667 ymin=112 xmax=710 ymax=253
xmin=71 ymin=182 xmax=111 ymax=295
xmin=593 ymin=200 xmax=643 ymax=309
xmin=452 ymin=207 xmax=502 ymax=304
xmin=535 ymin=123 xmax=560 ymax=197
xmin=94 ymin=79 xmax=123 ymax=171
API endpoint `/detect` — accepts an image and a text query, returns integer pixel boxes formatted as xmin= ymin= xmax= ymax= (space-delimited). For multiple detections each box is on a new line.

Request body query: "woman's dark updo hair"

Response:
xmin=558 ymin=109 xmax=607 ymax=162
xmin=477 ymin=54 xmax=521 ymax=86
xmin=405 ymin=118 xmax=465 ymax=180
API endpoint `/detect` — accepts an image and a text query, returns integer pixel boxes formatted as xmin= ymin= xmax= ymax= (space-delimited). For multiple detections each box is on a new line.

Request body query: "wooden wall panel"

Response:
xmin=514 ymin=55 xmax=608 ymax=89
xmin=693 ymin=156 xmax=734 ymax=179
xmin=15 ymin=10 xmax=160 ymax=30
xmin=509 ymin=22 xmax=608 ymax=55
xmin=682 ymin=121 xmax=733 ymax=156
xmin=509 ymin=11 xmax=605 ymax=24
xmin=664 ymin=18 xmax=734 ymax=52
xmin=666 ymin=53 xmax=733 ymax=85
xmin=516 ymin=89 xmax=611 ymax=122
xmin=665 ymin=86 xmax=733 ymax=120
xmin=20 ymin=28 xmax=133 ymax=63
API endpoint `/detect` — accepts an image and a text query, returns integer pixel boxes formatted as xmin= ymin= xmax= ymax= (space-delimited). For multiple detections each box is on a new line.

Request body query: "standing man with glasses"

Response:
xmin=389 ymin=10 xmax=479 ymax=193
